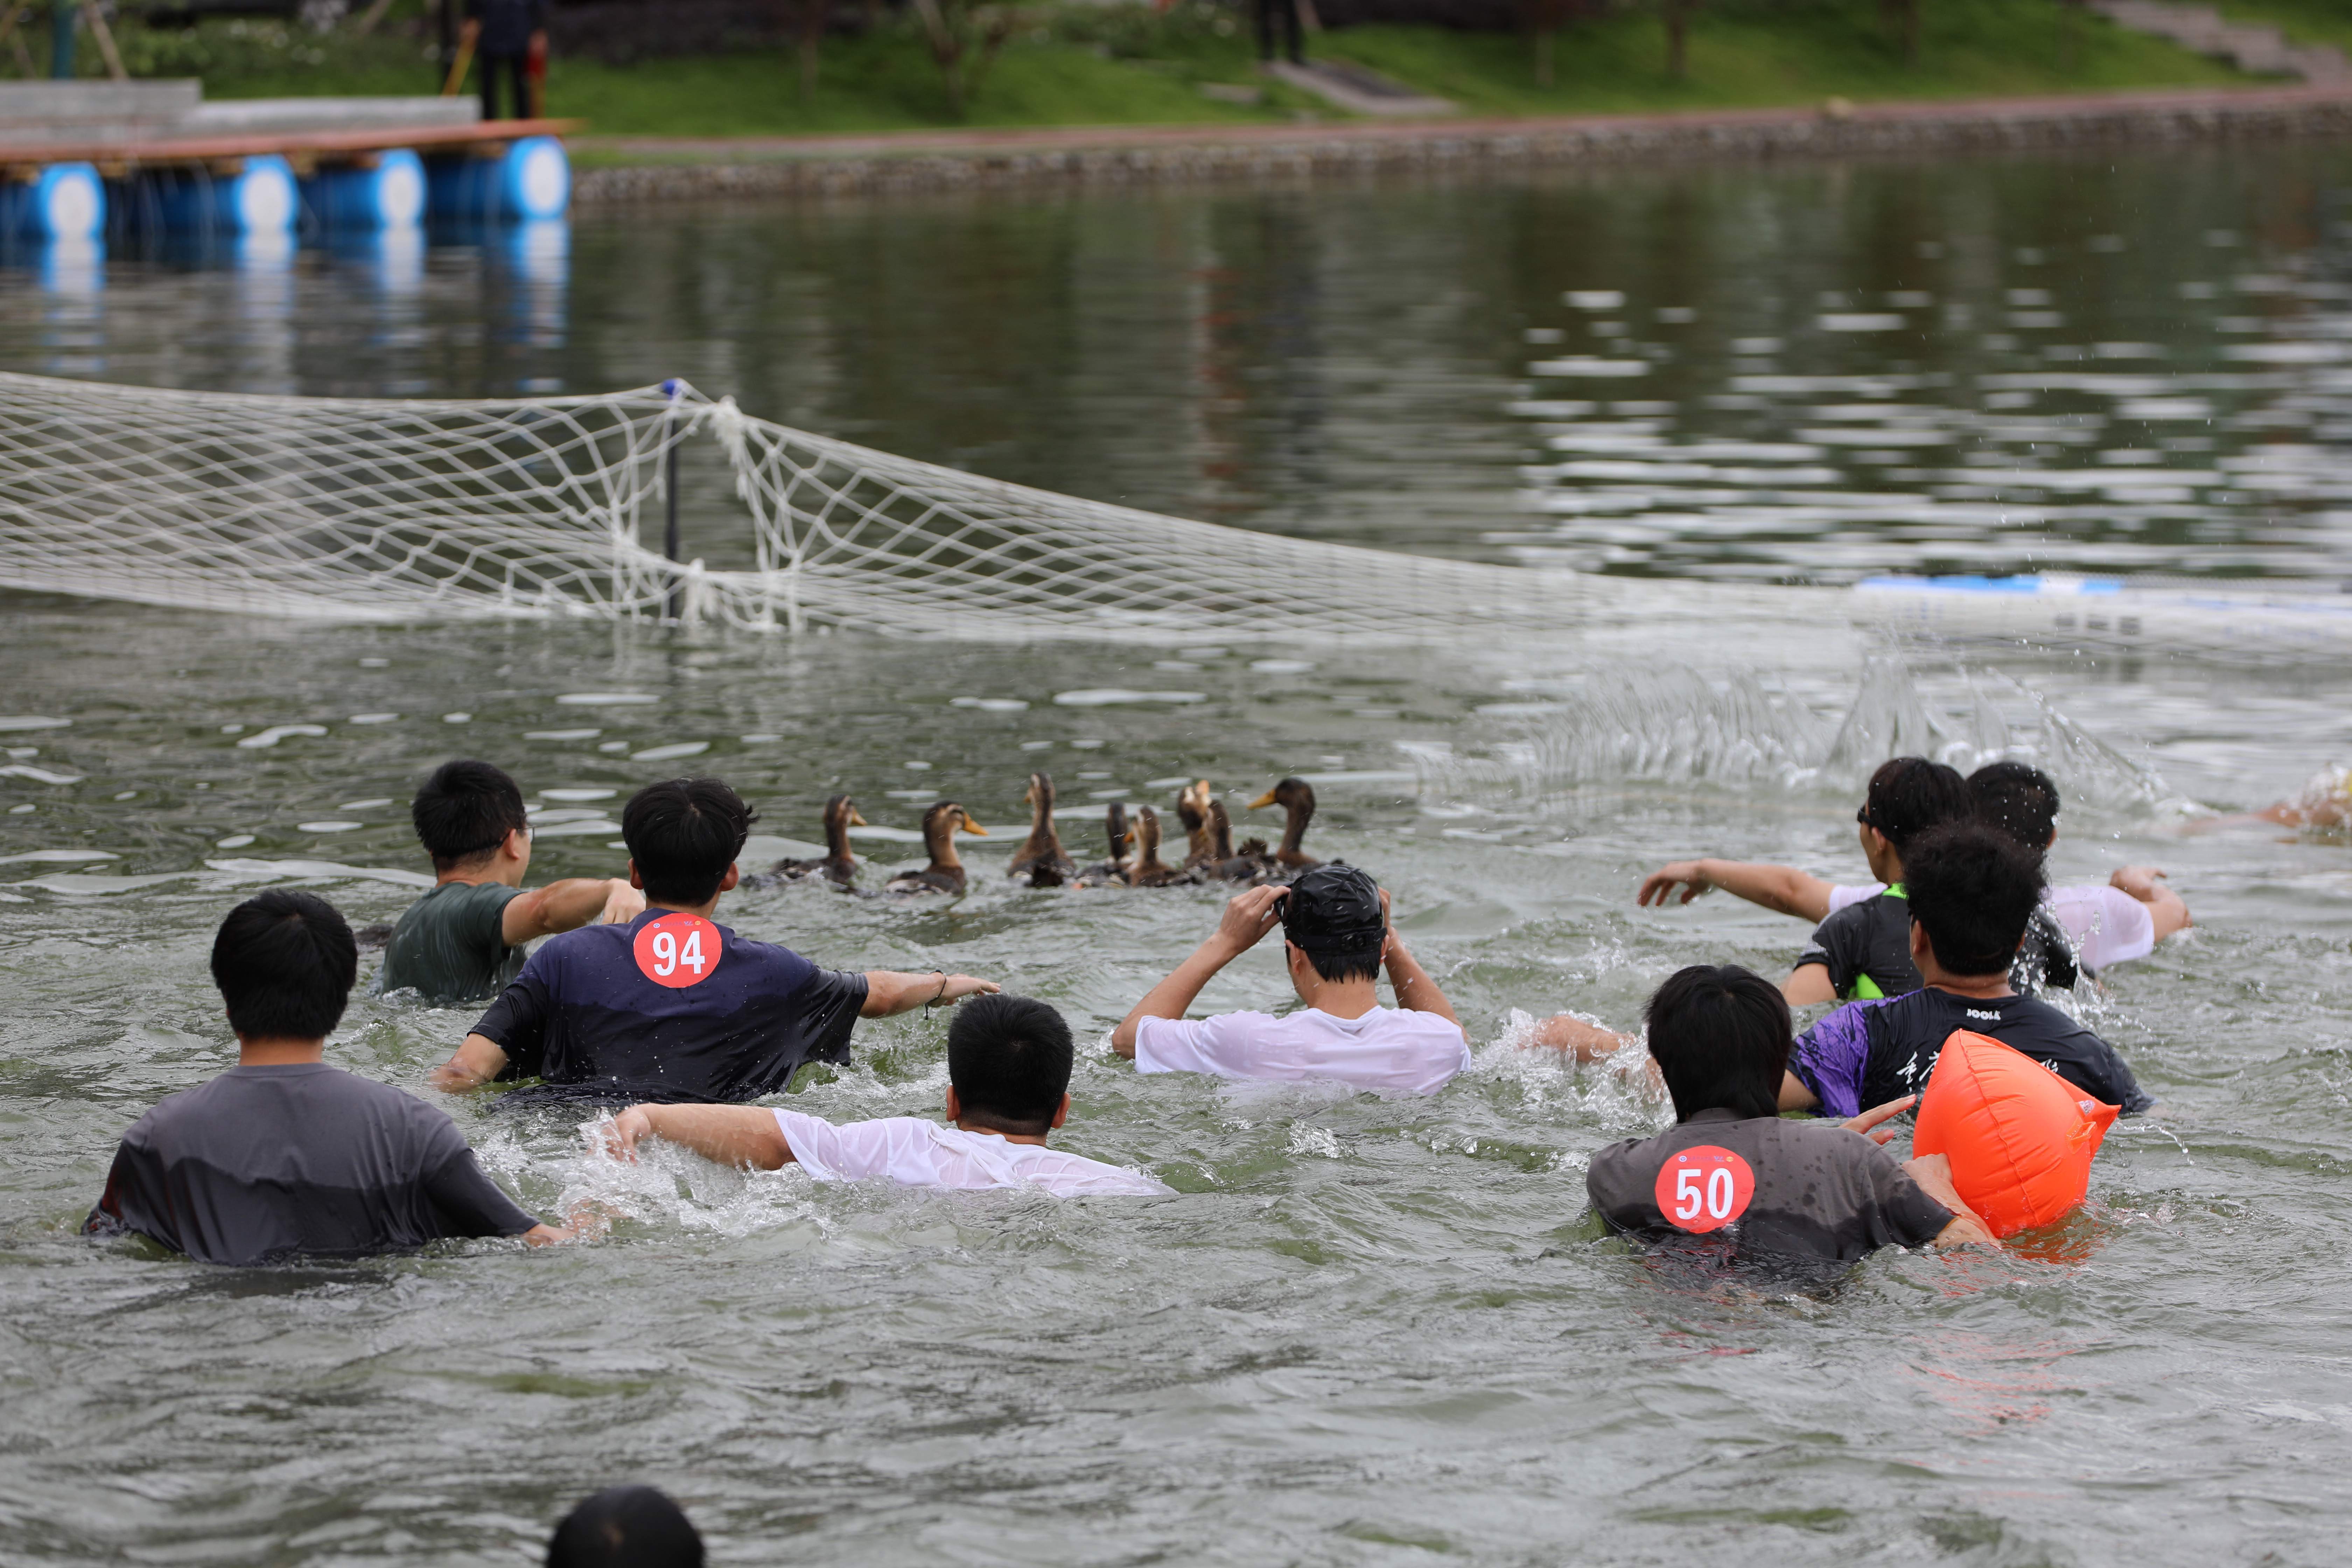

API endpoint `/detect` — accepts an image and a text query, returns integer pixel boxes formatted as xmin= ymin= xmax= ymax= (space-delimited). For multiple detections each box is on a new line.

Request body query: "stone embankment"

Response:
xmin=572 ymin=84 xmax=2352 ymax=204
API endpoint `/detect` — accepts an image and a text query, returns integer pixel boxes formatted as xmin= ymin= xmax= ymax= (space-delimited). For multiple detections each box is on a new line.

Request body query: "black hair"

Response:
xmin=1643 ymin=964 xmax=1791 ymax=1122
xmin=1297 ymin=939 xmax=1381 ymax=985
xmin=621 ymin=778 xmax=757 ymax=906
xmin=1280 ymin=864 xmax=1385 ymax=984
xmin=411 ymin=759 xmax=529 ymax=872
xmin=1859 ymin=756 xmax=1972 ymax=853
xmin=946 ymin=994 xmax=1074 ymax=1139
xmin=546 ymin=1486 xmax=704 ymax=1568
xmin=1903 ymin=821 xmax=2048 ymax=977
xmin=1969 ymin=760 xmax=2061 ymax=851
xmin=210 ymin=889 xmax=359 ymax=1041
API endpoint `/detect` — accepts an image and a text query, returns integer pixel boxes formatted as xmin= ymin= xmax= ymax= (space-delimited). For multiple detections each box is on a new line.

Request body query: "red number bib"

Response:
xmin=632 ymin=911 xmax=721 ymax=988
xmin=1653 ymin=1145 xmax=1756 ymax=1234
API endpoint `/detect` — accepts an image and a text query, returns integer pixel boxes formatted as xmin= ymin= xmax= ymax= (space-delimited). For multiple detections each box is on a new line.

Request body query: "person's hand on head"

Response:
xmin=1637 ymin=861 xmax=1715 ymax=907
xmin=1842 ymin=1094 xmax=1917 ymax=1146
xmin=1214 ymin=884 xmax=1288 ymax=955
xmin=1378 ymin=886 xmax=1393 ymax=930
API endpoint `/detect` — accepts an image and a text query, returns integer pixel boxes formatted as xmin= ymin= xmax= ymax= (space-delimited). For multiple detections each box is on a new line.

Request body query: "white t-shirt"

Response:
xmin=1827 ymin=882 xmax=2157 ymax=973
xmin=772 ymin=1109 xmax=1171 ymax=1197
xmin=1133 ymin=1006 xmax=1471 ymax=1095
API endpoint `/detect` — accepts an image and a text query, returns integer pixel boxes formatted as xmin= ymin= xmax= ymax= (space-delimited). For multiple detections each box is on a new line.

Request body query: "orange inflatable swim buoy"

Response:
xmin=1912 ymin=1029 xmax=2120 ymax=1239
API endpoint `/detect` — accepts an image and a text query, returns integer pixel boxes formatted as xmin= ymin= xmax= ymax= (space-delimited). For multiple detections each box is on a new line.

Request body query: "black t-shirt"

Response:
xmin=1788 ymin=985 xmax=2152 ymax=1120
xmin=470 ymin=910 xmax=869 ymax=1107
xmin=1796 ymin=888 xmax=2077 ymax=1001
xmin=377 ymin=879 xmax=525 ymax=1004
xmin=467 ymin=0 xmax=548 ymax=56
xmin=1586 ymin=1107 xmax=1954 ymax=1265
xmin=83 ymin=1063 xmax=539 ymax=1266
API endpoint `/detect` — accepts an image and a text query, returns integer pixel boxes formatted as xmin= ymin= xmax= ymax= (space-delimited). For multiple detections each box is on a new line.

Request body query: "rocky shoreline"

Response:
xmin=570 ymin=85 xmax=2352 ymax=203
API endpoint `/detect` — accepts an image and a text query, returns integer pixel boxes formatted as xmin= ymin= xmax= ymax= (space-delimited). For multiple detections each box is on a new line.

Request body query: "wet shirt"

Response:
xmin=1134 ymin=1006 xmax=1471 ymax=1096
xmin=377 ymin=879 xmax=525 ymax=1004
xmin=1790 ymin=985 xmax=2152 ymax=1120
xmin=1586 ymin=1108 xmax=1953 ymax=1264
xmin=1797 ymin=887 xmax=2077 ymax=999
xmin=466 ymin=0 xmax=548 ymax=56
xmin=773 ymin=1110 xmax=1172 ymax=1197
xmin=470 ymin=910 xmax=868 ymax=1106
xmin=83 ymin=1064 xmax=538 ymax=1266
xmin=1829 ymin=881 xmax=2155 ymax=974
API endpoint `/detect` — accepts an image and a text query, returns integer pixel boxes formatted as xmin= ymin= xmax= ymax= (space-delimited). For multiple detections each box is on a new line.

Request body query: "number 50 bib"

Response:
xmin=1653 ymin=1145 xmax=1756 ymax=1234
xmin=632 ymin=911 xmax=722 ymax=988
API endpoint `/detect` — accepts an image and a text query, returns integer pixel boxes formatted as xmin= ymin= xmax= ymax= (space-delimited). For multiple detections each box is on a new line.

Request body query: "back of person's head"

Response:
xmin=1968 ymin=760 xmax=2061 ymax=850
xmin=1279 ymin=864 xmax=1385 ymax=983
xmin=947 ymin=994 xmax=1074 ymax=1137
xmin=210 ymin=889 xmax=359 ymax=1042
xmin=621 ymin=778 xmax=756 ymax=906
xmin=1903 ymin=821 xmax=2047 ymax=977
xmin=1859 ymin=756 xmax=1972 ymax=853
xmin=546 ymin=1486 xmax=703 ymax=1568
xmin=412 ymin=759 xmax=529 ymax=872
xmin=1643 ymin=964 xmax=1790 ymax=1122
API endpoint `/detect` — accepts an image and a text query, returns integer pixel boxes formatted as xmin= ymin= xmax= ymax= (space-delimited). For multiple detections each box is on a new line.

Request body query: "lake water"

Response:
xmin=4 ymin=140 xmax=2352 ymax=1564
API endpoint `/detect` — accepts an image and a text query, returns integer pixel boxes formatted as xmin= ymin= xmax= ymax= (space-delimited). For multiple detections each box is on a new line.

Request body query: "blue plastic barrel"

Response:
xmin=2 ymin=163 xmax=104 ymax=240
xmin=301 ymin=148 xmax=425 ymax=231
xmin=426 ymin=135 xmax=569 ymax=222
xmin=148 ymin=154 xmax=300 ymax=236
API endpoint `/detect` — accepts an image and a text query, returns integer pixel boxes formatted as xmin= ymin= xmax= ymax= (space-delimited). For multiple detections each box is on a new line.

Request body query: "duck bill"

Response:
xmin=848 ymin=806 xmax=869 ymax=827
xmin=1248 ymin=789 xmax=1279 ymax=810
xmin=960 ymin=814 xmax=990 ymax=836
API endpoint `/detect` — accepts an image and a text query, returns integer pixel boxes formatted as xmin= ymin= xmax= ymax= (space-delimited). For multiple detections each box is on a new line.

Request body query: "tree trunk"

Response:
xmin=797 ymin=0 xmax=824 ymax=103
xmin=1665 ymin=0 xmax=1691 ymax=80
xmin=1536 ymin=27 xmax=1553 ymax=87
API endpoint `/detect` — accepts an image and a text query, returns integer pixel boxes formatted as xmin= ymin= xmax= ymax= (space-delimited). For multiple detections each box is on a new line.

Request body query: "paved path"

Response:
xmin=2090 ymin=0 xmax=2349 ymax=84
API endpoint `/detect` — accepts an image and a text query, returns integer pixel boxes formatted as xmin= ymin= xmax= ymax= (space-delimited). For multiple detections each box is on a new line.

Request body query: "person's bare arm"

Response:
xmin=860 ymin=971 xmax=1000 ymax=1018
xmin=500 ymin=877 xmax=643 ymax=945
xmin=1112 ymin=884 xmax=1285 ymax=1058
xmin=602 ymin=1103 xmax=792 ymax=1169
xmin=1527 ymin=1014 xmax=1633 ymax=1062
xmin=1782 ymin=964 xmax=1836 ymax=1007
xmin=1903 ymin=1152 xmax=1999 ymax=1249
xmin=1779 ymin=1070 xmax=1819 ymax=1112
xmin=1638 ymin=859 xmax=1837 ymax=922
xmin=2110 ymin=866 xmax=2192 ymax=943
xmin=430 ymin=1033 xmax=509 ymax=1091
xmin=1376 ymin=889 xmax=1457 ymax=1026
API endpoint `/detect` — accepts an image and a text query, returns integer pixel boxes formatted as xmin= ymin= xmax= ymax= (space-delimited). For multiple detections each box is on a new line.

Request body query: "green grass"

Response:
xmin=90 ymin=0 xmax=2253 ymax=141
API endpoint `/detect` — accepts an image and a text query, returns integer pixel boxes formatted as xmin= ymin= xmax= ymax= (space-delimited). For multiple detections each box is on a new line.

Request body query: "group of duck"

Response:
xmin=754 ymin=774 xmax=1322 ymax=897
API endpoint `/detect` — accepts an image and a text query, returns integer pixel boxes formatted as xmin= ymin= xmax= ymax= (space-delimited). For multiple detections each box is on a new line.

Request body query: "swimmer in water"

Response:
xmin=377 ymin=759 xmax=644 ymax=1005
xmin=429 ymin=777 xmax=1000 ymax=1105
xmin=1582 ymin=963 xmax=1996 ymax=1262
xmin=602 ymin=994 xmax=1169 ymax=1196
xmin=2249 ymin=764 xmax=2352 ymax=832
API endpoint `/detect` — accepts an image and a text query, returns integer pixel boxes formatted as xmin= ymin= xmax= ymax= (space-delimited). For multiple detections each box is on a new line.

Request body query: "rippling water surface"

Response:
xmin=5 ymin=142 xmax=2352 ymax=1564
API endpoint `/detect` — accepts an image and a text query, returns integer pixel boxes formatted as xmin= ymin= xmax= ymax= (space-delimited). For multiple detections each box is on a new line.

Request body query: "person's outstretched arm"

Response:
xmin=1527 ymin=1014 xmax=1633 ymax=1062
xmin=1782 ymin=964 xmax=1836 ymax=1007
xmin=500 ymin=877 xmax=644 ymax=945
xmin=1638 ymin=859 xmax=1837 ymax=922
xmin=860 ymin=971 xmax=1000 ymax=1017
xmin=430 ymin=1032 xmax=509 ymax=1090
xmin=2110 ymin=866 xmax=2192 ymax=943
xmin=603 ymin=1104 xmax=793 ymax=1169
xmin=1903 ymin=1153 xmax=1998 ymax=1248
xmin=1112 ymin=885 xmax=1286 ymax=1058
xmin=1377 ymin=889 xmax=1457 ymax=1026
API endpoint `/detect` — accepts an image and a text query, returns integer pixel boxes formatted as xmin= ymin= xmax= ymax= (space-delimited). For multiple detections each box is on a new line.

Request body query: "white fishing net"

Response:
xmin=0 ymin=372 xmax=1591 ymax=642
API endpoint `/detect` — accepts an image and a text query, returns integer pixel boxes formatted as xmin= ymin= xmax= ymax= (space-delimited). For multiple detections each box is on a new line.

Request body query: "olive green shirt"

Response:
xmin=377 ymin=881 xmax=525 ymax=1004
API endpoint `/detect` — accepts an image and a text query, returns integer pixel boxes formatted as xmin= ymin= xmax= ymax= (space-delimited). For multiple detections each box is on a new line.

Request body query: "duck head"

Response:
xmin=922 ymin=800 xmax=988 ymax=866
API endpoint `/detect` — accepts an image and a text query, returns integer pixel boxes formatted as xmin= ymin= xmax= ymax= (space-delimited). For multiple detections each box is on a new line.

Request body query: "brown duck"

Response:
xmin=769 ymin=793 xmax=866 ymax=887
xmin=1248 ymin=777 xmax=1321 ymax=874
xmin=1128 ymin=805 xmax=1181 ymax=887
xmin=1074 ymin=801 xmax=1135 ymax=887
xmin=1198 ymin=797 xmax=1273 ymax=883
xmin=1007 ymin=771 xmax=1077 ymax=887
xmin=884 ymin=802 xmax=988 ymax=896
xmin=1175 ymin=779 xmax=1217 ymax=870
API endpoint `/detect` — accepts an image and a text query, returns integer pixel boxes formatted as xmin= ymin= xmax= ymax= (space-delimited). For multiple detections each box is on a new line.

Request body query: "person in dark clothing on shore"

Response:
xmin=463 ymin=0 xmax=550 ymax=121
xmin=85 ymin=890 xmax=583 ymax=1266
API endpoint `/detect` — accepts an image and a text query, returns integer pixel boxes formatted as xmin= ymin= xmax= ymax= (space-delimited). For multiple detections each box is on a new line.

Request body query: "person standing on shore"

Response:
xmin=461 ymin=0 xmax=550 ymax=121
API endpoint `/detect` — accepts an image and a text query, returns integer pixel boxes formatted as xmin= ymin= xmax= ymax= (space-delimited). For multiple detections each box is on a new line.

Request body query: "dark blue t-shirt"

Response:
xmin=469 ymin=910 xmax=869 ymax=1107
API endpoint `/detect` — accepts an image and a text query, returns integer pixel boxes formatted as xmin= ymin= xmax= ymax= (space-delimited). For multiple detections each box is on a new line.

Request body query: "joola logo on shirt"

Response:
xmin=633 ymin=912 xmax=722 ymax=988
xmin=1966 ymin=1008 xmax=2002 ymax=1021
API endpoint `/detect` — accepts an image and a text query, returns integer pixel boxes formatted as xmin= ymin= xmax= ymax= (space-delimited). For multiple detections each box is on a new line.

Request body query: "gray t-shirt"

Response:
xmin=378 ymin=880 xmax=524 ymax=1003
xmin=83 ymin=1063 xmax=540 ymax=1265
xmin=1586 ymin=1106 xmax=1952 ymax=1265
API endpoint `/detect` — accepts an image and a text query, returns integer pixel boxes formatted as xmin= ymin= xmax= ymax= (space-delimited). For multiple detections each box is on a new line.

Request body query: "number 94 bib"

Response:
xmin=633 ymin=912 xmax=722 ymax=988
xmin=1653 ymin=1145 xmax=1756 ymax=1234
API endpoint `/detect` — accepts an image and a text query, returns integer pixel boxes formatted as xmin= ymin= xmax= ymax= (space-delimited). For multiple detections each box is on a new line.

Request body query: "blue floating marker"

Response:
xmin=2 ymin=163 xmax=105 ymax=240
xmin=301 ymin=148 xmax=425 ymax=231
xmin=427 ymin=135 xmax=570 ymax=222
xmin=147 ymin=153 xmax=300 ymax=236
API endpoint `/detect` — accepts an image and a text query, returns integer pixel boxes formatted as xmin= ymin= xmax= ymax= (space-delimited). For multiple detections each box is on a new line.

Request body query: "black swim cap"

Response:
xmin=546 ymin=1486 xmax=704 ymax=1568
xmin=1280 ymin=864 xmax=1383 ymax=952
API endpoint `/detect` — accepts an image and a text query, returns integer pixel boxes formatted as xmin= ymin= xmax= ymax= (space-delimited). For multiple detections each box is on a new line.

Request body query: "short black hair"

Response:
xmin=1643 ymin=964 xmax=1790 ymax=1122
xmin=947 ymin=994 xmax=1074 ymax=1138
xmin=546 ymin=1486 xmax=703 ymax=1568
xmin=1903 ymin=821 xmax=2047 ymax=977
xmin=412 ymin=759 xmax=528 ymax=872
xmin=1281 ymin=864 xmax=1385 ymax=984
xmin=1969 ymin=760 xmax=2061 ymax=850
xmin=621 ymin=778 xmax=757 ymax=906
xmin=210 ymin=889 xmax=359 ymax=1041
xmin=1860 ymin=756 xmax=1972 ymax=852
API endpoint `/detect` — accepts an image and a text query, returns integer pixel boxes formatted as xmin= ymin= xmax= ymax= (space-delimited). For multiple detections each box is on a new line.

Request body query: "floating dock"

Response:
xmin=0 ymin=81 xmax=576 ymax=240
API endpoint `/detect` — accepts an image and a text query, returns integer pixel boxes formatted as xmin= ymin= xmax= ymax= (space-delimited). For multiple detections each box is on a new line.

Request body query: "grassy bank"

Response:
xmin=2217 ymin=0 xmax=2352 ymax=55
xmin=102 ymin=0 xmax=2253 ymax=139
